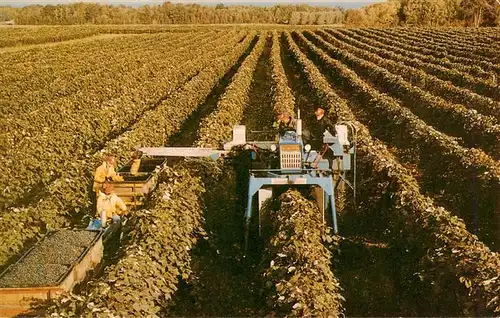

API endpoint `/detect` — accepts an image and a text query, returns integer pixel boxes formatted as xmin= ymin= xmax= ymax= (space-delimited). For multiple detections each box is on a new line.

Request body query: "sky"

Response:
xmin=1 ymin=0 xmax=384 ymax=7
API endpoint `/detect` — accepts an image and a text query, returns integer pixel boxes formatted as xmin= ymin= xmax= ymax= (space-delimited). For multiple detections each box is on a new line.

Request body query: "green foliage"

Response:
xmin=284 ymin=30 xmax=500 ymax=314
xmin=35 ymin=31 xmax=261 ymax=314
xmin=261 ymin=190 xmax=343 ymax=317
xmin=269 ymin=31 xmax=296 ymax=117
xmin=2 ymin=0 xmax=497 ymax=27
xmin=0 ymin=31 xmax=255 ymax=266
xmin=347 ymin=28 xmax=499 ymax=98
xmin=305 ymin=30 xmax=500 ymax=157
xmin=321 ymin=29 xmax=499 ymax=119
xmin=372 ymin=28 xmax=500 ymax=73
xmin=1 ymin=25 xmax=499 ymax=316
xmin=197 ymin=34 xmax=266 ymax=148
xmin=0 ymin=26 xmax=101 ymax=47
xmin=459 ymin=0 xmax=499 ymax=26
xmin=344 ymin=0 xmax=401 ymax=27
xmin=295 ymin=30 xmax=500 ymax=248
xmin=0 ymin=31 xmax=226 ymax=207
xmin=344 ymin=0 xmax=499 ymax=26
xmin=398 ymin=0 xmax=461 ymax=26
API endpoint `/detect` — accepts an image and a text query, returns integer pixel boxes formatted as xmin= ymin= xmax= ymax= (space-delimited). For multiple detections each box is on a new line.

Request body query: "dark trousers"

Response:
xmin=319 ymin=145 xmax=334 ymax=169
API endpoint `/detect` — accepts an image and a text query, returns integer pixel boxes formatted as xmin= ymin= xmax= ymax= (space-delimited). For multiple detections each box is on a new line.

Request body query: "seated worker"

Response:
xmin=273 ymin=111 xmax=296 ymax=136
xmin=129 ymin=151 xmax=143 ymax=176
xmin=96 ymin=183 xmax=127 ymax=227
xmin=92 ymin=155 xmax=124 ymax=215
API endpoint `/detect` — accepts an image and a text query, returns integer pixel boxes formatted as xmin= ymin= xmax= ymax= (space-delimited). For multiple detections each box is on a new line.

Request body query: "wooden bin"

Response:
xmin=0 ymin=231 xmax=104 ymax=317
xmin=112 ymin=157 xmax=166 ymax=208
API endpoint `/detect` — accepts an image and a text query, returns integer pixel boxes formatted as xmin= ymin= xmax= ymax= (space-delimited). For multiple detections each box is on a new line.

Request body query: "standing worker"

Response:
xmin=309 ymin=106 xmax=335 ymax=168
xmin=310 ymin=106 xmax=335 ymax=150
xmin=92 ymin=155 xmax=124 ymax=214
xmin=93 ymin=155 xmax=124 ymax=193
xmin=96 ymin=183 xmax=127 ymax=227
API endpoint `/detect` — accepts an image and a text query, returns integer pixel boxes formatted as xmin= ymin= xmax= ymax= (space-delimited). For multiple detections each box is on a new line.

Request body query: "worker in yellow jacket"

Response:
xmin=93 ymin=155 xmax=124 ymax=193
xmin=97 ymin=183 xmax=127 ymax=226
xmin=92 ymin=155 xmax=124 ymax=215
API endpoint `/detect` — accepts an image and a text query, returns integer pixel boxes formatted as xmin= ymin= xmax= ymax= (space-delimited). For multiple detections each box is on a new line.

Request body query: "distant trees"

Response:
xmin=398 ymin=0 xmax=460 ymax=26
xmin=0 ymin=0 xmax=497 ymax=27
xmin=289 ymin=11 xmax=343 ymax=25
xmin=459 ymin=0 xmax=499 ymax=26
xmin=397 ymin=0 xmax=499 ymax=26
xmin=345 ymin=0 xmax=401 ymax=27
xmin=0 ymin=3 xmax=344 ymax=25
xmin=345 ymin=0 xmax=498 ymax=27
xmin=0 ymin=8 xmax=11 ymax=22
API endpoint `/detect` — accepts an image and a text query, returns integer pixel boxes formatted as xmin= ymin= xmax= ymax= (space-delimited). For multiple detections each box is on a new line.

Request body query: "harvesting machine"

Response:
xmin=140 ymin=111 xmax=357 ymax=239
xmin=0 ymin=112 xmax=355 ymax=316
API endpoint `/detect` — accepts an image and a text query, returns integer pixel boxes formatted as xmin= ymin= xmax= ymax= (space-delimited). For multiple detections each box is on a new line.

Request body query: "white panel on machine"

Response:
xmin=224 ymin=125 xmax=246 ymax=150
xmin=323 ymin=130 xmax=336 ymax=144
xmin=335 ymin=125 xmax=350 ymax=146
xmin=233 ymin=125 xmax=246 ymax=144
xmin=296 ymin=118 xmax=302 ymax=137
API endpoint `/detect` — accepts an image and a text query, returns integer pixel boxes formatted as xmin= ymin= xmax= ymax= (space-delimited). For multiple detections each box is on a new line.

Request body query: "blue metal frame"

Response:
xmin=245 ymin=169 xmax=338 ymax=240
xmin=242 ymin=128 xmax=350 ymax=247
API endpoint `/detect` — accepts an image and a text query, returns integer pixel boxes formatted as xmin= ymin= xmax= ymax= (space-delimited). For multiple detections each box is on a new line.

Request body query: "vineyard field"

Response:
xmin=0 ymin=26 xmax=499 ymax=317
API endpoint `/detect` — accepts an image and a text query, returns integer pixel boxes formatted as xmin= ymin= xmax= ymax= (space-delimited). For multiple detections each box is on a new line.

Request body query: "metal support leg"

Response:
xmin=330 ymin=194 xmax=338 ymax=234
xmin=245 ymin=194 xmax=253 ymax=252
xmin=258 ymin=188 xmax=273 ymax=236
xmin=324 ymin=190 xmax=330 ymax=217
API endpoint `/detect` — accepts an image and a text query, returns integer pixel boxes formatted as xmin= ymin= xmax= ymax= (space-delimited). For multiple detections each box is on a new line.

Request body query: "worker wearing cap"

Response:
xmin=93 ymin=155 xmax=124 ymax=193
xmin=92 ymin=155 xmax=124 ymax=215
xmin=310 ymin=106 xmax=334 ymax=151
xmin=96 ymin=183 xmax=127 ymax=225
xmin=273 ymin=111 xmax=296 ymax=136
xmin=309 ymin=106 xmax=335 ymax=169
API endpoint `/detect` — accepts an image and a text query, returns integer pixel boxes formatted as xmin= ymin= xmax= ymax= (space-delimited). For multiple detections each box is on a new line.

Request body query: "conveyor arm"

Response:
xmin=139 ymin=147 xmax=228 ymax=160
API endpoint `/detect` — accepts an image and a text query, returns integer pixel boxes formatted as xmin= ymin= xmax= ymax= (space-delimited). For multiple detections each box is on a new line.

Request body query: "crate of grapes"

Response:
xmin=0 ymin=230 xmax=104 ymax=317
xmin=112 ymin=157 xmax=167 ymax=208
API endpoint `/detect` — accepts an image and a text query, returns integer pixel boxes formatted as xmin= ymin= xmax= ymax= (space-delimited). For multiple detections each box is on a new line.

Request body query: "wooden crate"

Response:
xmin=112 ymin=157 xmax=166 ymax=208
xmin=0 ymin=231 xmax=104 ymax=317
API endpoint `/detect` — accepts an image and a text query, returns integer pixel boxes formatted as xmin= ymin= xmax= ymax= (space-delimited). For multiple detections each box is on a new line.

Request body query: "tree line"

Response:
xmin=0 ymin=3 xmax=344 ymax=25
xmin=0 ymin=0 xmax=498 ymax=27
xmin=345 ymin=0 xmax=499 ymax=27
